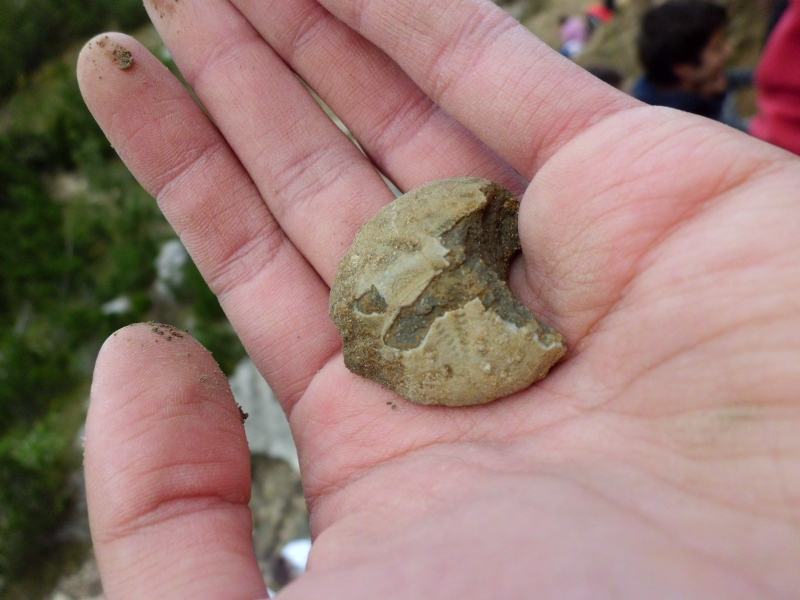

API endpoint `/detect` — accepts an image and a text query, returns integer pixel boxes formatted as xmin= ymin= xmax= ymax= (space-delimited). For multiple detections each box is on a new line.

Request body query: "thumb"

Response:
xmin=85 ymin=323 xmax=266 ymax=598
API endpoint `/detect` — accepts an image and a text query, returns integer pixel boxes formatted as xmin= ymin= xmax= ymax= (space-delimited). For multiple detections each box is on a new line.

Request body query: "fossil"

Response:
xmin=329 ymin=178 xmax=566 ymax=406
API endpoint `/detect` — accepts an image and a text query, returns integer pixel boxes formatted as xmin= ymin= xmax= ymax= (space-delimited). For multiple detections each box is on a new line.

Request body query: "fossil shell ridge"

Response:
xmin=329 ymin=177 xmax=566 ymax=406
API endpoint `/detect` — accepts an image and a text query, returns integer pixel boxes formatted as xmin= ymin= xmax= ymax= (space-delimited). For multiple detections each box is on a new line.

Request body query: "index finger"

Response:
xmin=317 ymin=0 xmax=638 ymax=176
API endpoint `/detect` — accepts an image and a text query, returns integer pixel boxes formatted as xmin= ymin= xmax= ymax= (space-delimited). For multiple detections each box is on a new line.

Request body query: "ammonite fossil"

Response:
xmin=330 ymin=178 xmax=566 ymax=406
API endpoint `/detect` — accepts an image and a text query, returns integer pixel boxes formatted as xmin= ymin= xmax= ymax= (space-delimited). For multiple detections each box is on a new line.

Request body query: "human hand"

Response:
xmin=78 ymin=1 xmax=800 ymax=597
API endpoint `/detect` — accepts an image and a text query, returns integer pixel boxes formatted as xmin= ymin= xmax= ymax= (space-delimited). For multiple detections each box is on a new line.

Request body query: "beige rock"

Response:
xmin=329 ymin=178 xmax=566 ymax=406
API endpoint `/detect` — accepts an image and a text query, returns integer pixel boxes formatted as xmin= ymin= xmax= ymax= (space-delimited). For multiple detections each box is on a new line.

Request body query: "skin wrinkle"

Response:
xmin=291 ymin=346 xmax=609 ymax=513
xmin=510 ymin=66 xmax=595 ymax=176
xmin=315 ymin=425 xmax=800 ymax=548
xmin=106 ymin=402 xmax=230 ymax=449
xmin=286 ymin=0 xmax=334 ymax=64
xmin=419 ymin=2 xmax=518 ymax=104
xmin=602 ymin=414 xmax=796 ymax=494
xmin=424 ymin=5 xmax=631 ymax=173
xmin=654 ymin=237 xmax=792 ymax=293
xmin=570 ymin=172 xmax=758 ymax=354
xmin=204 ymin=219 xmax=290 ymax=299
xmin=181 ymin=201 xmax=276 ymax=269
xmin=99 ymin=454 xmax=244 ymax=509
xmin=517 ymin=109 xmax=696 ymax=334
xmin=173 ymin=26 xmax=265 ymax=92
xmin=584 ymin=418 xmax=796 ymax=520
xmin=608 ymin=394 xmax=800 ymax=424
xmin=263 ymin=144 xmax=376 ymax=232
xmin=581 ymin=187 xmax=788 ymax=359
xmin=614 ymin=310 xmax=800 ymax=404
xmin=307 ymin=463 xmax=772 ymax=596
xmin=152 ymin=139 xmax=229 ymax=202
xmin=560 ymin=475 xmax=778 ymax=596
xmin=165 ymin=178 xmax=283 ymax=281
xmin=582 ymin=470 xmax=768 ymax=587
xmin=305 ymin=450 xmax=488 ymax=535
xmin=304 ymin=405 xmax=436 ymax=488
xmin=609 ymin=449 xmax=800 ymax=535
xmin=614 ymin=257 xmax=795 ymax=324
xmin=107 ymin=99 xmax=207 ymax=189
xmin=300 ymin=402 xmax=589 ymax=523
xmin=94 ymin=416 xmax=245 ymax=489
xmin=364 ymin=90 xmax=440 ymax=171
xmin=94 ymin=497 xmax=252 ymax=545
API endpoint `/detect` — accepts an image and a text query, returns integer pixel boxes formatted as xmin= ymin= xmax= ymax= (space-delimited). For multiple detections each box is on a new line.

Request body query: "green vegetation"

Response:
xmin=0 ymin=0 xmax=147 ymax=97
xmin=0 ymin=6 xmax=246 ymax=595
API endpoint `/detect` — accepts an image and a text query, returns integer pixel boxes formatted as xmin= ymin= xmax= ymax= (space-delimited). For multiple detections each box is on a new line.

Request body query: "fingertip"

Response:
xmin=77 ymin=32 xmax=171 ymax=139
xmin=94 ymin=321 xmax=214 ymax=373
xmin=78 ymin=32 xmax=140 ymax=90
xmin=87 ymin=321 xmax=242 ymax=474
xmin=86 ymin=322 xmax=264 ymax=597
xmin=90 ymin=322 xmax=222 ymax=419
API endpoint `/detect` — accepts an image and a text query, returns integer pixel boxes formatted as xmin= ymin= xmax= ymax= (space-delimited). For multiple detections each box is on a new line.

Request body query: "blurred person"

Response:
xmin=632 ymin=1 xmax=747 ymax=126
xmin=559 ymin=14 xmax=590 ymax=58
xmin=561 ymin=0 xmax=617 ymax=59
xmin=587 ymin=0 xmax=617 ymax=30
xmin=587 ymin=65 xmax=624 ymax=89
xmin=766 ymin=0 xmax=790 ymax=39
xmin=751 ymin=0 xmax=800 ymax=154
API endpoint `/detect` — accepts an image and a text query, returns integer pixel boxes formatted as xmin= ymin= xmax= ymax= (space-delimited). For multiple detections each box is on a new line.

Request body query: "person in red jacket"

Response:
xmin=751 ymin=0 xmax=800 ymax=155
xmin=587 ymin=0 xmax=616 ymax=31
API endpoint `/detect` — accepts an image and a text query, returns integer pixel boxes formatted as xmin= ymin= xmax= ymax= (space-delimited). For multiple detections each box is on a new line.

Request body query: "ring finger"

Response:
xmin=229 ymin=0 xmax=527 ymax=196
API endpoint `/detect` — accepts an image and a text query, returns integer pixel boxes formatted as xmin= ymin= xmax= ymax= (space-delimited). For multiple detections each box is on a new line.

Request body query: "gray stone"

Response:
xmin=330 ymin=178 xmax=566 ymax=406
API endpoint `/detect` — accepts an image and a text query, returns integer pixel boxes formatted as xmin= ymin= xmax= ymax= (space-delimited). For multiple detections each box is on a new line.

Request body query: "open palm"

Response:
xmin=78 ymin=1 xmax=800 ymax=598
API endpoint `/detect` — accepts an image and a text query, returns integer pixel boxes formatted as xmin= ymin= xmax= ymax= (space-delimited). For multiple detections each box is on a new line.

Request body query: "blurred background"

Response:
xmin=0 ymin=0 xmax=789 ymax=597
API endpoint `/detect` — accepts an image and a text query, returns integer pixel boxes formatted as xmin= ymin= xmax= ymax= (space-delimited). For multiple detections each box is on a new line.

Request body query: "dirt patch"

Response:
xmin=111 ymin=46 xmax=134 ymax=70
xmin=148 ymin=321 xmax=185 ymax=342
xmin=146 ymin=0 xmax=180 ymax=20
xmin=89 ymin=35 xmax=135 ymax=71
xmin=111 ymin=46 xmax=133 ymax=71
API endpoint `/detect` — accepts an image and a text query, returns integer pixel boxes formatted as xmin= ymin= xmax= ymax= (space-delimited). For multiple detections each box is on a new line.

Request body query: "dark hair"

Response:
xmin=638 ymin=1 xmax=728 ymax=86
xmin=587 ymin=65 xmax=623 ymax=88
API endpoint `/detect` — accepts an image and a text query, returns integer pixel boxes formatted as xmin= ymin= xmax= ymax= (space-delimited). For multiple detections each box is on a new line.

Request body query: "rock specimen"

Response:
xmin=329 ymin=178 xmax=566 ymax=406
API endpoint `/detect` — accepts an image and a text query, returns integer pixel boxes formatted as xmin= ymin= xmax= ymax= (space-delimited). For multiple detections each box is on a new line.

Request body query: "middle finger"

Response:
xmin=230 ymin=0 xmax=526 ymax=196
xmin=144 ymin=0 xmax=394 ymax=285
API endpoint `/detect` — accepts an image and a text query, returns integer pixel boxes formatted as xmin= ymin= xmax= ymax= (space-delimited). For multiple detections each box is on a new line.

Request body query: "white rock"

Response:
xmin=155 ymin=238 xmax=189 ymax=288
xmin=280 ymin=538 xmax=312 ymax=578
xmin=229 ymin=358 xmax=299 ymax=471
xmin=100 ymin=295 xmax=132 ymax=315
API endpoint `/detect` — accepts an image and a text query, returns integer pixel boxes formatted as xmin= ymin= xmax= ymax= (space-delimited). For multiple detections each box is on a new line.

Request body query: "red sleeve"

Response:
xmin=751 ymin=0 xmax=800 ymax=155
